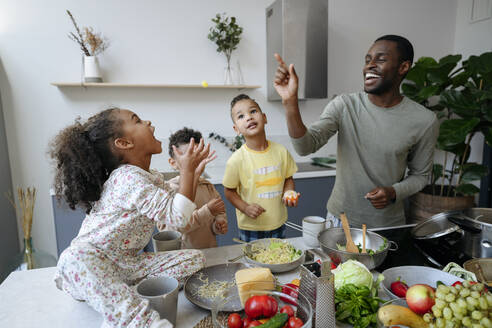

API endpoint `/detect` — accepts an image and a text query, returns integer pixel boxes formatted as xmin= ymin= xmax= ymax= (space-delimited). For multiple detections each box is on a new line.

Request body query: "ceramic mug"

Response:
xmin=152 ymin=231 xmax=182 ymax=252
xmin=136 ymin=276 xmax=179 ymax=326
xmin=302 ymin=216 xmax=326 ymax=247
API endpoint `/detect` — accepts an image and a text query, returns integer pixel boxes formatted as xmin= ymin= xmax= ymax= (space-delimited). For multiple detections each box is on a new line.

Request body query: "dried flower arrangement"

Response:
xmin=6 ymin=187 xmax=36 ymax=241
xmin=66 ymin=10 xmax=109 ymax=56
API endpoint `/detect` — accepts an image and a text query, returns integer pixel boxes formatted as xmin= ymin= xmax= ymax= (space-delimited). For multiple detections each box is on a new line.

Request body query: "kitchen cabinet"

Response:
xmin=52 ymin=176 xmax=335 ymax=255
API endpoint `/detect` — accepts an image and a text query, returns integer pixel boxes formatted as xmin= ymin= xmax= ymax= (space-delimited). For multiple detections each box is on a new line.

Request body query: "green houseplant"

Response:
xmin=402 ymin=52 xmax=492 ymax=221
xmin=207 ymin=13 xmax=243 ymax=84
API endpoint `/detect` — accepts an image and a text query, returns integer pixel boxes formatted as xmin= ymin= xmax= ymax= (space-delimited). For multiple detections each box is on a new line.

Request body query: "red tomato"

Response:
xmin=280 ymin=305 xmax=295 ymax=317
xmin=287 ymin=316 xmax=304 ymax=328
xmin=227 ymin=313 xmax=243 ymax=328
xmin=243 ymin=317 xmax=252 ymax=328
xmin=244 ymin=295 xmax=278 ymax=319
xmin=247 ymin=320 xmax=262 ymax=327
xmin=280 ymin=283 xmax=299 ymax=306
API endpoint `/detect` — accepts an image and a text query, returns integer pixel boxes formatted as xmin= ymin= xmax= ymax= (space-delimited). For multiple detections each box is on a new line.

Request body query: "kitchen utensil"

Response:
xmin=227 ymin=254 xmax=244 ymax=262
xmin=152 ymin=231 xmax=182 ymax=252
xmin=242 ymin=238 xmax=306 ymax=273
xmin=299 ymin=261 xmax=336 ymax=328
xmin=183 ymin=262 xmax=249 ymax=311
xmin=362 ymin=224 xmax=367 ymax=253
xmin=411 ymin=211 xmax=462 ymax=240
xmin=318 ymin=228 xmax=398 ymax=270
xmin=302 ymin=216 xmax=326 ymax=247
xmin=464 ymin=258 xmax=492 ymax=286
xmin=449 ymin=208 xmax=492 ymax=258
xmin=136 ymin=276 xmax=179 ymax=326
xmin=340 ymin=213 xmax=359 ymax=253
xmin=211 ymin=283 xmax=313 ymax=328
xmin=381 ymin=266 xmax=463 ymax=299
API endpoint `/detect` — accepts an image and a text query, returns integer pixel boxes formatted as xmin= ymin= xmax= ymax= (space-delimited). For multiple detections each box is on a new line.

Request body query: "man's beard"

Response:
xmin=365 ymin=78 xmax=395 ymax=95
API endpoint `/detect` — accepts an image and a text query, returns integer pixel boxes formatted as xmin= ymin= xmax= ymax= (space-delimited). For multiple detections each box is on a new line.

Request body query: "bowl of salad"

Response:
xmin=211 ymin=283 xmax=312 ymax=328
xmin=242 ymin=238 xmax=305 ymax=273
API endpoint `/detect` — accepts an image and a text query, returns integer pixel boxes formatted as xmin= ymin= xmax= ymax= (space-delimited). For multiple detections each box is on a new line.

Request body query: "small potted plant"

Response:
xmin=66 ymin=10 xmax=109 ymax=82
xmin=207 ymin=13 xmax=243 ymax=84
xmin=402 ymin=52 xmax=492 ymax=222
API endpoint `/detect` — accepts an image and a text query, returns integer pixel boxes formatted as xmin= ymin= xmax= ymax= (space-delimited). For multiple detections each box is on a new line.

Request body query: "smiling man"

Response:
xmin=273 ymin=35 xmax=439 ymax=228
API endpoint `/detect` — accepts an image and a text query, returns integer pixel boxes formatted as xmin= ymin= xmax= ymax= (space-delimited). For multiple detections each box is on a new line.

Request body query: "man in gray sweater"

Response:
xmin=273 ymin=35 xmax=439 ymax=228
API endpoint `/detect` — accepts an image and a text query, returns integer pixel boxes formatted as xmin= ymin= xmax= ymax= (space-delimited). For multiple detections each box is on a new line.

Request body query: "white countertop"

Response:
xmin=0 ymin=237 xmax=312 ymax=328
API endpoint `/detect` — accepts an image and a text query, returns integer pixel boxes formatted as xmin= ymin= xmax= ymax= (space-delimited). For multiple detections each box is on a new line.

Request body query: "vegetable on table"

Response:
xmin=228 ymin=313 xmax=243 ymax=328
xmin=280 ymin=305 xmax=294 ymax=317
xmin=286 ymin=316 xmax=304 ymax=328
xmin=244 ymin=295 xmax=278 ymax=319
xmin=390 ymin=277 xmax=409 ymax=297
xmin=335 ymin=283 xmax=384 ymax=328
xmin=255 ymin=313 xmax=288 ymax=328
xmin=332 ymin=259 xmax=383 ymax=290
xmin=280 ymin=283 xmax=299 ymax=306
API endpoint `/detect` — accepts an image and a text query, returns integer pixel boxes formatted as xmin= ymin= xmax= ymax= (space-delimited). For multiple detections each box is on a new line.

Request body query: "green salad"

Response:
xmin=336 ymin=238 xmax=387 ymax=255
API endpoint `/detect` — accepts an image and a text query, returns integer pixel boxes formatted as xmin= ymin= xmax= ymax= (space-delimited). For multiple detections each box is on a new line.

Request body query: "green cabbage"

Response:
xmin=332 ymin=260 xmax=377 ymax=290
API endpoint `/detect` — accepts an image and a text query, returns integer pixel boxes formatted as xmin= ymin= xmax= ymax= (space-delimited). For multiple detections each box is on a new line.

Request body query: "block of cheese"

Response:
xmin=235 ymin=267 xmax=275 ymax=306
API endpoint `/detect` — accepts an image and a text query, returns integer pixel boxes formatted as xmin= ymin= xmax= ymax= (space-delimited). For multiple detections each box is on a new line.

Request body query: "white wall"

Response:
xmin=0 ymin=0 xmax=458 ymax=258
xmin=453 ymin=0 xmax=492 ymax=167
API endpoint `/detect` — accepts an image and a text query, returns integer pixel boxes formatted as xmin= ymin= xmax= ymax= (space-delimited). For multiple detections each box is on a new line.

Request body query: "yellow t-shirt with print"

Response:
xmin=223 ymin=141 xmax=298 ymax=231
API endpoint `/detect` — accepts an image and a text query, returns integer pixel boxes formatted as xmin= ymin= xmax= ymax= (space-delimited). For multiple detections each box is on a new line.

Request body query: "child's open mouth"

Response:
xmin=247 ymin=122 xmax=257 ymax=129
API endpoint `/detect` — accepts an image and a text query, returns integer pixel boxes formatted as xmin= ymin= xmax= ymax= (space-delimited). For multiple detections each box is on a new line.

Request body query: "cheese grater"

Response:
xmin=299 ymin=261 xmax=336 ymax=328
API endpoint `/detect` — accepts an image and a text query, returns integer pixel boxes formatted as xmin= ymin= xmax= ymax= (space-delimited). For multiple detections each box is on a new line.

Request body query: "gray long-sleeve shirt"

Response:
xmin=291 ymin=92 xmax=439 ymax=228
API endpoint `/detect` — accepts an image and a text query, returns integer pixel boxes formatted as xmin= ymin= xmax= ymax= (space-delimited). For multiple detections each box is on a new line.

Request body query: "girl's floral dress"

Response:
xmin=54 ymin=164 xmax=205 ymax=328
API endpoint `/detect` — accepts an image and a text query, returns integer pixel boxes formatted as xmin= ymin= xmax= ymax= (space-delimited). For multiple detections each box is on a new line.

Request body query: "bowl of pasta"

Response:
xmin=242 ymin=238 xmax=305 ymax=273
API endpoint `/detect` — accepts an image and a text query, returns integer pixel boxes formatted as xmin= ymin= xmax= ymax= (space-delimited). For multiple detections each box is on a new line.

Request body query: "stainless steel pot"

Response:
xmin=318 ymin=227 xmax=398 ymax=270
xmin=448 ymin=208 xmax=492 ymax=258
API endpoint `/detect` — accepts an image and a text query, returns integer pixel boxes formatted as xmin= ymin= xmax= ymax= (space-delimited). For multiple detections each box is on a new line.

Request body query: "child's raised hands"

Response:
xmin=172 ymin=138 xmax=214 ymax=174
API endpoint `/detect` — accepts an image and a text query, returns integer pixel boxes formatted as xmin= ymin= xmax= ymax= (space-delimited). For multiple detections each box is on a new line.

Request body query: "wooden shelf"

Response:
xmin=51 ymin=82 xmax=261 ymax=89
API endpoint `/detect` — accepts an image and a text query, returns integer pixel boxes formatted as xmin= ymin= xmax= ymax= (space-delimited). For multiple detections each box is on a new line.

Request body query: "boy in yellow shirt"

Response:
xmin=223 ymin=94 xmax=299 ymax=242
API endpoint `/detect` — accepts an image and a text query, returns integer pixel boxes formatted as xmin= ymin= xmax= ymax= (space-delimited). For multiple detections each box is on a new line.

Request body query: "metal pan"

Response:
xmin=242 ymin=238 xmax=306 ymax=273
xmin=318 ymin=227 xmax=397 ymax=270
xmin=184 ymin=262 xmax=249 ymax=311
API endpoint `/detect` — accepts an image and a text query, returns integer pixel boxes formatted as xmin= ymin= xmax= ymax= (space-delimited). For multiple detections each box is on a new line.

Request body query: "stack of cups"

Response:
xmin=302 ymin=216 xmax=326 ymax=248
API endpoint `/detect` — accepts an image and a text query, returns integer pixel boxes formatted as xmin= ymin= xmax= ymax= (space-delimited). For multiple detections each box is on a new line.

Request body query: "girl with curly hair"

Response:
xmin=49 ymin=107 xmax=215 ymax=328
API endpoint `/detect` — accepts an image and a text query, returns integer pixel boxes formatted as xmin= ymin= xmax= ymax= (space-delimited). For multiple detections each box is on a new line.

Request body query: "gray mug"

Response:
xmin=152 ymin=231 xmax=182 ymax=252
xmin=136 ymin=276 xmax=179 ymax=326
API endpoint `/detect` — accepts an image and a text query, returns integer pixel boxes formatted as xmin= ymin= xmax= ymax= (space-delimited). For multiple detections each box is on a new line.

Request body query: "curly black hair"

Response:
xmin=49 ymin=108 xmax=124 ymax=214
xmin=168 ymin=127 xmax=202 ymax=158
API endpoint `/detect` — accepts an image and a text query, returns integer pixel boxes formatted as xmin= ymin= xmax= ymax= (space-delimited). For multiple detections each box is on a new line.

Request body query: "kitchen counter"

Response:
xmin=0 ymin=238 xmax=308 ymax=328
xmin=205 ymin=161 xmax=336 ymax=185
xmin=1 ymin=226 xmax=464 ymax=327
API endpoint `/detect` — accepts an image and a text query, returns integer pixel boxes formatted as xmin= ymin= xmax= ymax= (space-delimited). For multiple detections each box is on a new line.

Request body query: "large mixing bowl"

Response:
xmin=318 ymin=228 xmax=397 ymax=270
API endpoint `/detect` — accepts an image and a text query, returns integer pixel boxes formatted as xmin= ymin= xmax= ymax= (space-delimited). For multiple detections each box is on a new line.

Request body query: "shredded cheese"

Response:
xmin=194 ymin=272 xmax=235 ymax=300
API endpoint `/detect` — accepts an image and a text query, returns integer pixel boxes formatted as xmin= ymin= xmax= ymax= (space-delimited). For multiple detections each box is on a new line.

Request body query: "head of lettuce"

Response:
xmin=331 ymin=259 xmax=384 ymax=291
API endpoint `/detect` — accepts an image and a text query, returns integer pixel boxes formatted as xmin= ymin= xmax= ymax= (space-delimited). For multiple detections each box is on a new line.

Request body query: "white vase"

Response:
xmin=83 ymin=56 xmax=103 ymax=83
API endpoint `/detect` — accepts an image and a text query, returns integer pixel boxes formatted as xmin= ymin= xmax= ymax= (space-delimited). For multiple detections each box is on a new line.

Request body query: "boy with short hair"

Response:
xmin=223 ymin=94 xmax=299 ymax=242
xmin=158 ymin=127 xmax=228 ymax=249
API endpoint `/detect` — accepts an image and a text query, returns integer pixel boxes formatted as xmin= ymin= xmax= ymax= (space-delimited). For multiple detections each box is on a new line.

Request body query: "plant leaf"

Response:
xmin=456 ymin=183 xmax=480 ymax=195
xmin=439 ymin=89 xmax=481 ymax=118
xmin=438 ymin=118 xmax=479 ymax=147
xmin=460 ymin=163 xmax=489 ymax=183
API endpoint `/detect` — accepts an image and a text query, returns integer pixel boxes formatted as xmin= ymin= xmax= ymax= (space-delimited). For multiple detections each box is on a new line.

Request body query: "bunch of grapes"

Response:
xmin=423 ymin=281 xmax=492 ymax=328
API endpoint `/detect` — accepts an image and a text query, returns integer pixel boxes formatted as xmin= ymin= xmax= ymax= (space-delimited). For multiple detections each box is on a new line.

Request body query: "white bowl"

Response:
xmin=381 ymin=265 xmax=463 ymax=299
